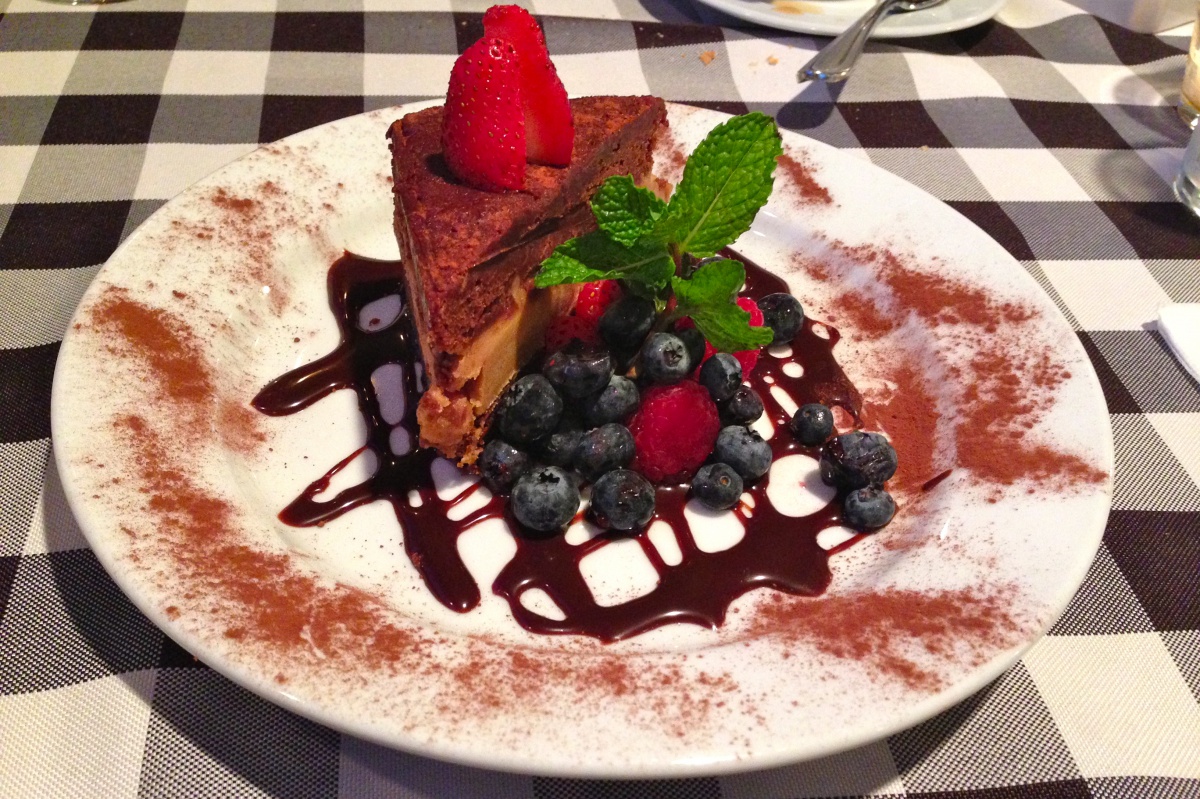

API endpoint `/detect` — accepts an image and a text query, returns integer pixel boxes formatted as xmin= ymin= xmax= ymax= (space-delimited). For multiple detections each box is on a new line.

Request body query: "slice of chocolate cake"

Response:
xmin=388 ymin=95 xmax=667 ymax=464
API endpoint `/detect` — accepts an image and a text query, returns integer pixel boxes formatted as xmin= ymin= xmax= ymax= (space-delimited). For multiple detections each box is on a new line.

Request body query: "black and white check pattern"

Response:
xmin=2 ymin=0 xmax=1199 ymax=796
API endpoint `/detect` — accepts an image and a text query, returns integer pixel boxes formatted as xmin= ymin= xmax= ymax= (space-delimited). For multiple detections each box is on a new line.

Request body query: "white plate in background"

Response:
xmin=696 ymin=0 xmax=1008 ymax=38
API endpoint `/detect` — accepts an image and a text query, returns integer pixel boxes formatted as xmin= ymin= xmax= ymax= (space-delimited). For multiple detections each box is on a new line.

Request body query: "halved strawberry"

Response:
xmin=442 ymin=36 xmax=526 ymax=191
xmin=482 ymin=5 xmax=573 ymax=166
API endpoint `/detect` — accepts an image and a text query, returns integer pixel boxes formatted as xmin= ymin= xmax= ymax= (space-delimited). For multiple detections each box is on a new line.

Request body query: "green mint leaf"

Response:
xmin=621 ymin=256 xmax=676 ymax=299
xmin=689 ymin=305 xmax=774 ymax=353
xmin=535 ymin=232 xmax=674 ymax=294
xmin=672 ymin=257 xmax=744 ymax=308
xmin=591 ymin=175 xmax=667 ymax=247
xmin=672 ymin=259 xmax=774 ymax=352
xmin=653 ymin=112 xmax=782 ymax=258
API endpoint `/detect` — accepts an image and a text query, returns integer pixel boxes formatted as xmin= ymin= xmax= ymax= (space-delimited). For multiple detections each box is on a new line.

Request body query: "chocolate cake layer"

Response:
xmin=388 ymin=95 xmax=667 ymax=363
xmin=387 ymin=95 xmax=668 ymax=462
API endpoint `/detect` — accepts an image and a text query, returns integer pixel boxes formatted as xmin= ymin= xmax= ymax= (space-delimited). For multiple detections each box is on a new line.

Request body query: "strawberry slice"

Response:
xmin=483 ymin=5 xmax=573 ymax=166
xmin=442 ymin=36 xmax=526 ymax=191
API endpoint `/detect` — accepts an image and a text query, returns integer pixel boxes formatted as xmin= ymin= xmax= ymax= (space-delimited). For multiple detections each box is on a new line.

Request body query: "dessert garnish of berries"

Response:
xmin=441 ymin=5 xmax=573 ymax=191
xmin=477 ymin=111 xmax=898 ymax=536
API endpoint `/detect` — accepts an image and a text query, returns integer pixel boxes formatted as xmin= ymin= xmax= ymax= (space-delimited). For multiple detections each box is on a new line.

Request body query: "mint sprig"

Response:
xmin=651 ymin=113 xmax=782 ymax=259
xmin=672 ymin=259 xmax=774 ymax=353
xmin=534 ymin=232 xmax=674 ymax=297
xmin=591 ymin=176 xmax=666 ymax=247
xmin=535 ymin=112 xmax=782 ymax=352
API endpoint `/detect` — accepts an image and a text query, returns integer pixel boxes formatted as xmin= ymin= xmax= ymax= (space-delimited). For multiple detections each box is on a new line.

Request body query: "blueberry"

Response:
xmin=640 ymin=332 xmax=692 ymax=384
xmin=573 ymin=423 xmax=635 ymax=482
xmin=537 ymin=427 xmax=583 ymax=468
xmin=589 ymin=469 xmax=656 ymax=531
xmin=510 ymin=466 xmax=581 ymax=532
xmin=479 ymin=440 xmax=532 ymax=494
xmin=542 ymin=342 xmax=613 ymax=399
xmin=843 ymin=486 xmax=896 ymax=531
xmin=820 ymin=430 xmax=898 ymax=490
xmin=495 ymin=374 xmax=562 ymax=445
xmin=712 ymin=426 xmax=772 ymax=480
xmin=757 ymin=293 xmax=804 ymax=344
xmin=599 ymin=295 xmax=656 ymax=352
xmin=583 ymin=375 xmax=639 ymax=426
xmin=691 ymin=462 xmax=744 ymax=510
xmin=790 ymin=403 xmax=834 ymax=446
xmin=676 ymin=326 xmax=707 ymax=369
xmin=721 ymin=386 xmax=764 ymax=426
xmin=698 ymin=352 xmax=742 ymax=402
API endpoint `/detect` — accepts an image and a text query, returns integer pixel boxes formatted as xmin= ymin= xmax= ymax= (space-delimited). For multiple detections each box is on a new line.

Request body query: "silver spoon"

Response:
xmin=798 ymin=0 xmax=948 ymax=83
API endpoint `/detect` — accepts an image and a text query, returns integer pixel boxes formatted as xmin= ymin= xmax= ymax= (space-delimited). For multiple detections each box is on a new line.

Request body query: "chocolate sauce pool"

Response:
xmin=253 ymin=252 xmax=864 ymax=642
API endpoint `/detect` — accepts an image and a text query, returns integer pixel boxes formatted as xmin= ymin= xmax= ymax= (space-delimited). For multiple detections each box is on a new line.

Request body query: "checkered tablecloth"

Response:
xmin=2 ymin=0 xmax=1199 ymax=796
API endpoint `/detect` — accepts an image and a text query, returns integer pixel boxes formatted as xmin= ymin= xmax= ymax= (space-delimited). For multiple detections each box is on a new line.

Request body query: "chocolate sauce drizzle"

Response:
xmin=254 ymin=252 xmax=864 ymax=642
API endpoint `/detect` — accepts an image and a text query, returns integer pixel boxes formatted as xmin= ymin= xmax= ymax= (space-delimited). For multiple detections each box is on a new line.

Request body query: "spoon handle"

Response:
xmin=798 ymin=0 xmax=904 ymax=83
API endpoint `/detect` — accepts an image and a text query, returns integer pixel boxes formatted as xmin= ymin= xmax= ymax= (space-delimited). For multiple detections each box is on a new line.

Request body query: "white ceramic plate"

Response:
xmin=52 ymin=102 xmax=1111 ymax=778
xmin=696 ymin=0 xmax=1008 ymax=38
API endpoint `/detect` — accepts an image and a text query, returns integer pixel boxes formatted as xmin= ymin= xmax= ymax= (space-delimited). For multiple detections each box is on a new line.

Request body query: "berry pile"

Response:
xmin=480 ymin=268 xmax=899 ymax=534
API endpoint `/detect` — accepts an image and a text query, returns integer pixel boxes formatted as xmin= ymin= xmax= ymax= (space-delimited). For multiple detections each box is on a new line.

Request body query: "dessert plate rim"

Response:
xmin=50 ymin=100 xmax=1112 ymax=778
xmin=692 ymin=0 xmax=1007 ymax=38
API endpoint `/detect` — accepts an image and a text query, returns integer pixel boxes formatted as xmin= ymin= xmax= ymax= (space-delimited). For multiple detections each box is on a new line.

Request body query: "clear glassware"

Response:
xmin=1179 ymin=3 xmax=1200 ymax=127
xmin=1174 ymin=122 xmax=1200 ymax=215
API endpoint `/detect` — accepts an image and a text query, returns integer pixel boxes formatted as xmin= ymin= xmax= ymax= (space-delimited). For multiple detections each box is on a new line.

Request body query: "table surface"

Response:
xmin=2 ymin=0 xmax=1199 ymax=797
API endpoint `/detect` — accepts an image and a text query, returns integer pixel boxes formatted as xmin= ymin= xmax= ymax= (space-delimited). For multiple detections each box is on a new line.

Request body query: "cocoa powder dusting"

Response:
xmin=211 ymin=187 xmax=257 ymax=216
xmin=88 ymin=289 xmax=266 ymax=456
xmin=795 ymin=241 xmax=1107 ymax=492
xmin=87 ymin=287 xmax=438 ymax=673
xmin=190 ymin=182 xmax=295 ymax=314
xmin=654 ymin=129 xmax=688 ymax=184
xmin=862 ymin=364 xmax=940 ymax=496
xmin=746 ymin=587 xmax=1021 ymax=690
xmin=111 ymin=409 xmax=436 ymax=673
xmin=435 ymin=643 xmax=734 ymax=734
xmin=218 ymin=398 xmax=268 ymax=455
xmin=778 ymin=152 xmax=832 ymax=206
xmin=89 ymin=290 xmax=214 ymax=433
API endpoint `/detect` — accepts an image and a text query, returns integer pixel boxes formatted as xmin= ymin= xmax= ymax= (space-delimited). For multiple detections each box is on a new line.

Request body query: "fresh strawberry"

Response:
xmin=545 ymin=314 xmax=598 ymax=352
xmin=573 ymin=280 xmax=622 ymax=326
xmin=482 ymin=5 xmax=573 ymax=166
xmin=442 ymin=36 xmax=526 ymax=191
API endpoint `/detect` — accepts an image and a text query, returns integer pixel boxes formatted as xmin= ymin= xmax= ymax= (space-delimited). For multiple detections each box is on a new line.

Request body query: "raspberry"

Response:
xmin=574 ymin=280 xmax=622 ymax=326
xmin=679 ymin=297 xmax=766 ymax=375
xmin=737 ymin=296 xmax=765 ymax=327
xmin=545 ymin=315 xmax=598 ymax=352
xmin=628 ymin=380 xmax=721 ymax=483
